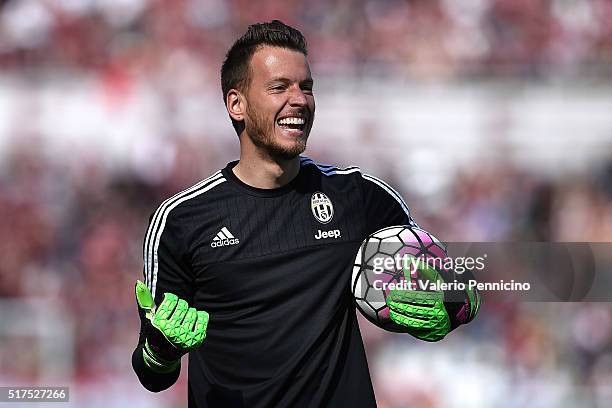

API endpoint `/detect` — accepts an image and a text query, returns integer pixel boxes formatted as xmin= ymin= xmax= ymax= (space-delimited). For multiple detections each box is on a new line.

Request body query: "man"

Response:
xmin=132 ymin=20 xmax=479 ymax=407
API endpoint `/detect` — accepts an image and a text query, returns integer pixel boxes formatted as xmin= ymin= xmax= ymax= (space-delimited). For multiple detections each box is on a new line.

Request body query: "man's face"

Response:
xmin=242 ymin=46 xmax=315 ymax=160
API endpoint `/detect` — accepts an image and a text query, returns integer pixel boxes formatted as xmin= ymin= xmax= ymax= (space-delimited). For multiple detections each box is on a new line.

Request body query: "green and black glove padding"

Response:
xmin=386 ymin=257 xmax=480 ymax=342
xmin=135 ymin=280 xmax=209 ymax=373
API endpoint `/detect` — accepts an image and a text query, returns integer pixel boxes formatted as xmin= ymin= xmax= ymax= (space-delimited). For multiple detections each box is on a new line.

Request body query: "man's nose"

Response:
xmin=288 ymin=86 xmax=308 ymax=106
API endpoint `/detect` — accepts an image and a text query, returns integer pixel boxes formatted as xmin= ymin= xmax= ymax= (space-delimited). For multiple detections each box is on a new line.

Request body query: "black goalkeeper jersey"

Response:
xmin=133 ymin=156 xmax=417 ymax=408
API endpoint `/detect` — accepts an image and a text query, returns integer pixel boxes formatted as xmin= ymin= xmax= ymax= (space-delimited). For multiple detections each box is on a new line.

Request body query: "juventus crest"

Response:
xmin=311 ymin=192 xmax=334 ymax=224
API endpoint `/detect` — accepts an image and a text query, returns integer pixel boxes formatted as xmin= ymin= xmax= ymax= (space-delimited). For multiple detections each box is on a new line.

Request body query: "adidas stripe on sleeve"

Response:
xmin=361 ymin=173 xmax=418 ymax=234
xmin=143 ymin=171 xmax=226 ymax=301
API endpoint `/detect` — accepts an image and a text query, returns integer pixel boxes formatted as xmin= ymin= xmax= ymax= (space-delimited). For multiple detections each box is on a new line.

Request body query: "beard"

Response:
xmin=244 ymin=105 xmax=308 ymax=161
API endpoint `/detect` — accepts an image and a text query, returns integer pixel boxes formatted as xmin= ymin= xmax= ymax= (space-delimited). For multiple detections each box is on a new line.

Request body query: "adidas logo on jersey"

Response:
xmin=211 ymin=227 xmax=240 ymax=248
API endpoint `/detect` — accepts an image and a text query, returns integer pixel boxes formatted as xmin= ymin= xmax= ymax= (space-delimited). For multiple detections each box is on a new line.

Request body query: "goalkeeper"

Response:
xmin=132 ymin=20 xmax=480 ymax=408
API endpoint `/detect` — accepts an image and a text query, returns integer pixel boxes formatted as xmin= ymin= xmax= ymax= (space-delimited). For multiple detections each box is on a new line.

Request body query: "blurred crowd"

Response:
xmin=1 ymin=0 xmax=612 ymax=79
xmin=1 ymin=0 xmax=612 ymax=407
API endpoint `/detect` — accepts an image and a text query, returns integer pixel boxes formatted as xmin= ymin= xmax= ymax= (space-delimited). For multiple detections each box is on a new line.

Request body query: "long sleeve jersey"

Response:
xmin=133 ymin=156 xmax=416 ymax=408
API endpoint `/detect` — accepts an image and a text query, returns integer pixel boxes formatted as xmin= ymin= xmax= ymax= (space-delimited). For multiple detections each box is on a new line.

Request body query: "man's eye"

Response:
xmin=271 ymin=86 xmax=285 ymax=91
xmin=302 ymin=87 xmax=313 ymax=94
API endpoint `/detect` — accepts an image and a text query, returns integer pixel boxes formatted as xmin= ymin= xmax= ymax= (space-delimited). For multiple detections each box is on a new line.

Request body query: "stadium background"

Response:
xmin=1 ymin=0 xmax=611 ymax=406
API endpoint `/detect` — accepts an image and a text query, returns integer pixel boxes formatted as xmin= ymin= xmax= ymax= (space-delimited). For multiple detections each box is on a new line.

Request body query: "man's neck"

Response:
xmin=233 ymin=141 xmax=300 ymax=189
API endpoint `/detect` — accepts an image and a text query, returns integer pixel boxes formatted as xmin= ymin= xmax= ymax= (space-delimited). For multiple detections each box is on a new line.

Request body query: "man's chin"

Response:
xmin=246 ymin=128 xmax=308 ymax=160
xmin=266 ymin=142 xmax=307 ymax=161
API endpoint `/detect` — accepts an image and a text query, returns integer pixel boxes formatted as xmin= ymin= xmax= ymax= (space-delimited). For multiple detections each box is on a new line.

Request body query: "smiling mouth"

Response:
xmin=277 ymin=117 xmax=306 ymax=132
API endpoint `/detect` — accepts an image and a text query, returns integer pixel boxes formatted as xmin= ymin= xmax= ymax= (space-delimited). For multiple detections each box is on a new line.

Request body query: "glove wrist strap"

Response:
xmin=142 ymin=341 xmax=180 ymax=374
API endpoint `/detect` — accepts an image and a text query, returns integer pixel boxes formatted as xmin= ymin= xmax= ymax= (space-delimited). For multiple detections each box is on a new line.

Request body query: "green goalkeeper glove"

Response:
xmin=386 ymin=257 xmax=480 ymax=342
xmin=135 ymin=280 xmax=209 ymax=373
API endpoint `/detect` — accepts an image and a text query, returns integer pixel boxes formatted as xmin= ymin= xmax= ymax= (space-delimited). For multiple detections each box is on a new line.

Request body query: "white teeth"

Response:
xmin=278 ymin=117 xmax=305 ymax=125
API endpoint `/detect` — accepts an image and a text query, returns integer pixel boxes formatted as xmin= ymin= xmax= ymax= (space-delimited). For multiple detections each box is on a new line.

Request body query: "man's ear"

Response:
xmin=226 ymin=89 xmax=245 ymax=122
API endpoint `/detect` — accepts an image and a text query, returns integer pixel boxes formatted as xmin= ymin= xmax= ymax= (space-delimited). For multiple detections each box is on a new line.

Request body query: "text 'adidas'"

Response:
xmin=211 ymin=227 xmax=240 ymax=248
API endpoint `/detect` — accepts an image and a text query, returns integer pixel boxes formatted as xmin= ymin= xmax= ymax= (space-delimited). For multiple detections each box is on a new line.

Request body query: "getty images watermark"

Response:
xmin=360 ymin=242 xmax=612 ymax=302
xmin=371 ymin=252 xmax=531 ymax=292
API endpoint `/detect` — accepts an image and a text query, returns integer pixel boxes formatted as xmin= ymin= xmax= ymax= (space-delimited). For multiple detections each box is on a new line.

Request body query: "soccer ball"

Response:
xmin=351 ymin=225 xmax=447 ymax=332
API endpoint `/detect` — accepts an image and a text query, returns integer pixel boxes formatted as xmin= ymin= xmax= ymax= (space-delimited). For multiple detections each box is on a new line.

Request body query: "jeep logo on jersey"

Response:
xmin=311 ymin=192 xmax=334 ymax=224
